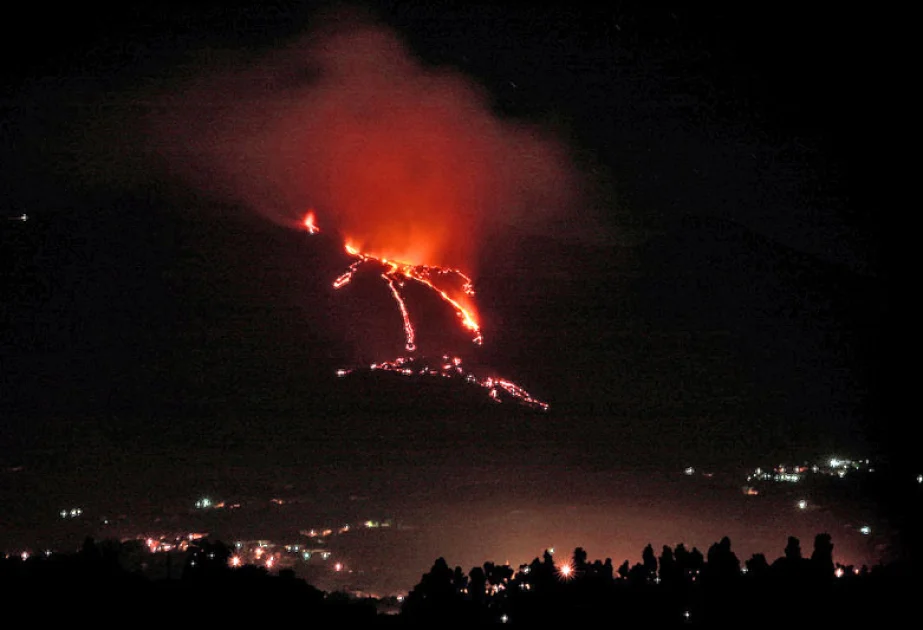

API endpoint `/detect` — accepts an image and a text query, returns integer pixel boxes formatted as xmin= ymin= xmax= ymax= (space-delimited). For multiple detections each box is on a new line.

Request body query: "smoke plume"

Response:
xmin=147 ymin=13 xmax=580 ymax=273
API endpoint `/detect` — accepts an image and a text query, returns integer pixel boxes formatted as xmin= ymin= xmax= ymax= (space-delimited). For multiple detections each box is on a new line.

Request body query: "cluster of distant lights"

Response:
xmin=685 ymin=458 xmax=885 ymax=537
xmin=31 ymin=465 xmax=917 ymax=587
xmin=122 ymin=498 xmax=395 ymax=575
xmin=144 ymin=532 xmax=208 ymax=554
xmin=302 ymin=519 xmax=390 ymax=540
xmin=743 ymin=457 xmax=873 ymax=486
xmin=224 ymin=519 xmax=391 ymax=572
xmin=59 ymin=507 xmax=83 ymax=519
xmin=228 ymin=540 xmax=343 ymax=572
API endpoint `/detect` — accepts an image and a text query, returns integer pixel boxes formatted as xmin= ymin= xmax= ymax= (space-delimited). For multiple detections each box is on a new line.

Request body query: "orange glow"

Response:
xmin=382 ymin=273 xmax=416 ymax=351
xmin=303 ymin=211 xmax=320 ymax=234
xmin=304 ymin=211 xmax=548 ymax=411
xmin=326 ymin=237 xmax=482 ymax=347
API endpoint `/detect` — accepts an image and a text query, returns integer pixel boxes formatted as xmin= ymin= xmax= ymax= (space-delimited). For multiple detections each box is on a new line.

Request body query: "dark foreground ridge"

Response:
xmin=3 ymin=533 xmax=914 ymax=626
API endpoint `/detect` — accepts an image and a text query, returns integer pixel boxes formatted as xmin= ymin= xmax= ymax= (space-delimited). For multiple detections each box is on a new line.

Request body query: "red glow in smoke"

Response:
xmin=145 ymin=13 xmax=579 ymax=408
xmin=147 ymin=14 xmax=579 ymax=277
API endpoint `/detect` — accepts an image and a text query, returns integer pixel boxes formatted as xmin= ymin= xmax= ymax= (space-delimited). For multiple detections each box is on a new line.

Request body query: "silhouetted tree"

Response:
xmin=602 ymin=558 xmax=614 ymax=581
xmin=642 ymin=543 xmax=657 ymax=581
xmin=810 ymin=533 xmax=834 ymax=580
xmin=687 ymin=546 xmax=705 ymax=581
xmin=745 ymin=553 xmax=770 ymax=577
xmin=468 ymin=566 xmax=486 ymax=603
xmin=453 ymin=566 xmax=468 ymax=593
xmin=705 ymin=536 xmax=740 ymax=582
xmin=402 ymin=557 xmax=464 ymax=622
xmin=627 ymin=562 xmax=648 ymax=585
xmin=617 ymin=560 xmax=630 ymax=579
xmin=659 ymin=545 xmax=680 ymax=586
xmin=573 ymin=547 xmax=588 ymax=572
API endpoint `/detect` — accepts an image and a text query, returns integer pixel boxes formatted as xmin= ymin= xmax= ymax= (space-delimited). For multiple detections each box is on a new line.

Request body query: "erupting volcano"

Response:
xmin=304 ymin=211 xmax=548 ymax=411
xmin=142 ymin=14 xmax=584 ymax=413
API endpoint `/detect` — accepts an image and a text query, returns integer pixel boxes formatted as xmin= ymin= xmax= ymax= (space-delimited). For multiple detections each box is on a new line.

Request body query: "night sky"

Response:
xmin=1 ymin=2 xmax=891 ymax=592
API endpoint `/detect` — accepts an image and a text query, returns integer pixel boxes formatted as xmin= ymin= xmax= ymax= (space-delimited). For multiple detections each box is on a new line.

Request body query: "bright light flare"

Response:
xmin=303 ymin=211 xmax=320 ymax=234
xmin=558 ymin=563 xmax=573 ymax=579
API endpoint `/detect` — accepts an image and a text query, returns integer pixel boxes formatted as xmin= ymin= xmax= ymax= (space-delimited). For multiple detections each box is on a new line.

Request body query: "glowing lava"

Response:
xmin=361 ymin=355 xmax=549 ymax=412
xmin=305 ymin=212 xmax=547 ymax=411
xmin=332 ymin=242 xmax=482 ymax=347
xmin=303 ymin=211 xmax=320 ymax=234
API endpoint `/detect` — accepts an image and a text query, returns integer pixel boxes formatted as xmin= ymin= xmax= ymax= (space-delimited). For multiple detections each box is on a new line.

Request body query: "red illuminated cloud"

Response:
xmin=148 ymin=13 xmax=580 ymax=274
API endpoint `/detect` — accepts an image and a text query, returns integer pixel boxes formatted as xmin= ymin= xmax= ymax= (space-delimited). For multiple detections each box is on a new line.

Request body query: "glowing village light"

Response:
xmin=797 ymin=499 xmax=808 ymax=510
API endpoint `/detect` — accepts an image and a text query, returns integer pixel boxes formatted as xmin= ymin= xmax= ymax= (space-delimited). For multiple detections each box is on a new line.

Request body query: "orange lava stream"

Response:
xmin=303 ymin=211 xmax=548 ymax=411
xmin=382 ymin=273 xmax=416 ymax=352
xmin=335 ymin=242 xmax=482 ymax=347
xmin=357 ymin=355 xmax=549 ymax=411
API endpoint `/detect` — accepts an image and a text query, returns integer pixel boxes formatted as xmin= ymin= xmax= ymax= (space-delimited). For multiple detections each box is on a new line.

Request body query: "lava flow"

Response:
xmin=304 ymin=211 xmax=548 ymax=411
xmin=332 ymin=242 xmax=482 ymax=350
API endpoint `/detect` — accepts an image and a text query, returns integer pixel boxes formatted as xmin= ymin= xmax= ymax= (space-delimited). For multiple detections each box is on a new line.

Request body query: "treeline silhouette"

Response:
xmin=403 ymin=533 xmax=916 ymax=626
xmin=2 ymin=533 xmax=914 ymax=626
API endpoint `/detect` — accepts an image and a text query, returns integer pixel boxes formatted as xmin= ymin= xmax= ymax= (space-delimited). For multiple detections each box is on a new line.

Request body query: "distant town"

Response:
xmin=5 ymin=454 xmax=917 ymax=600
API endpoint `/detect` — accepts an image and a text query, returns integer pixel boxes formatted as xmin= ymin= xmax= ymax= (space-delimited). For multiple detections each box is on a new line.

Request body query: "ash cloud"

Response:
xmin=145 ymin=14 xmax=582 ymax=272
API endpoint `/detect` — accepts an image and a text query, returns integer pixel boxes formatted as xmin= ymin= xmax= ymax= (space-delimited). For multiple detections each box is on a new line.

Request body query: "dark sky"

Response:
xmin=0 ymin=1 xmax=892 ymax=581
